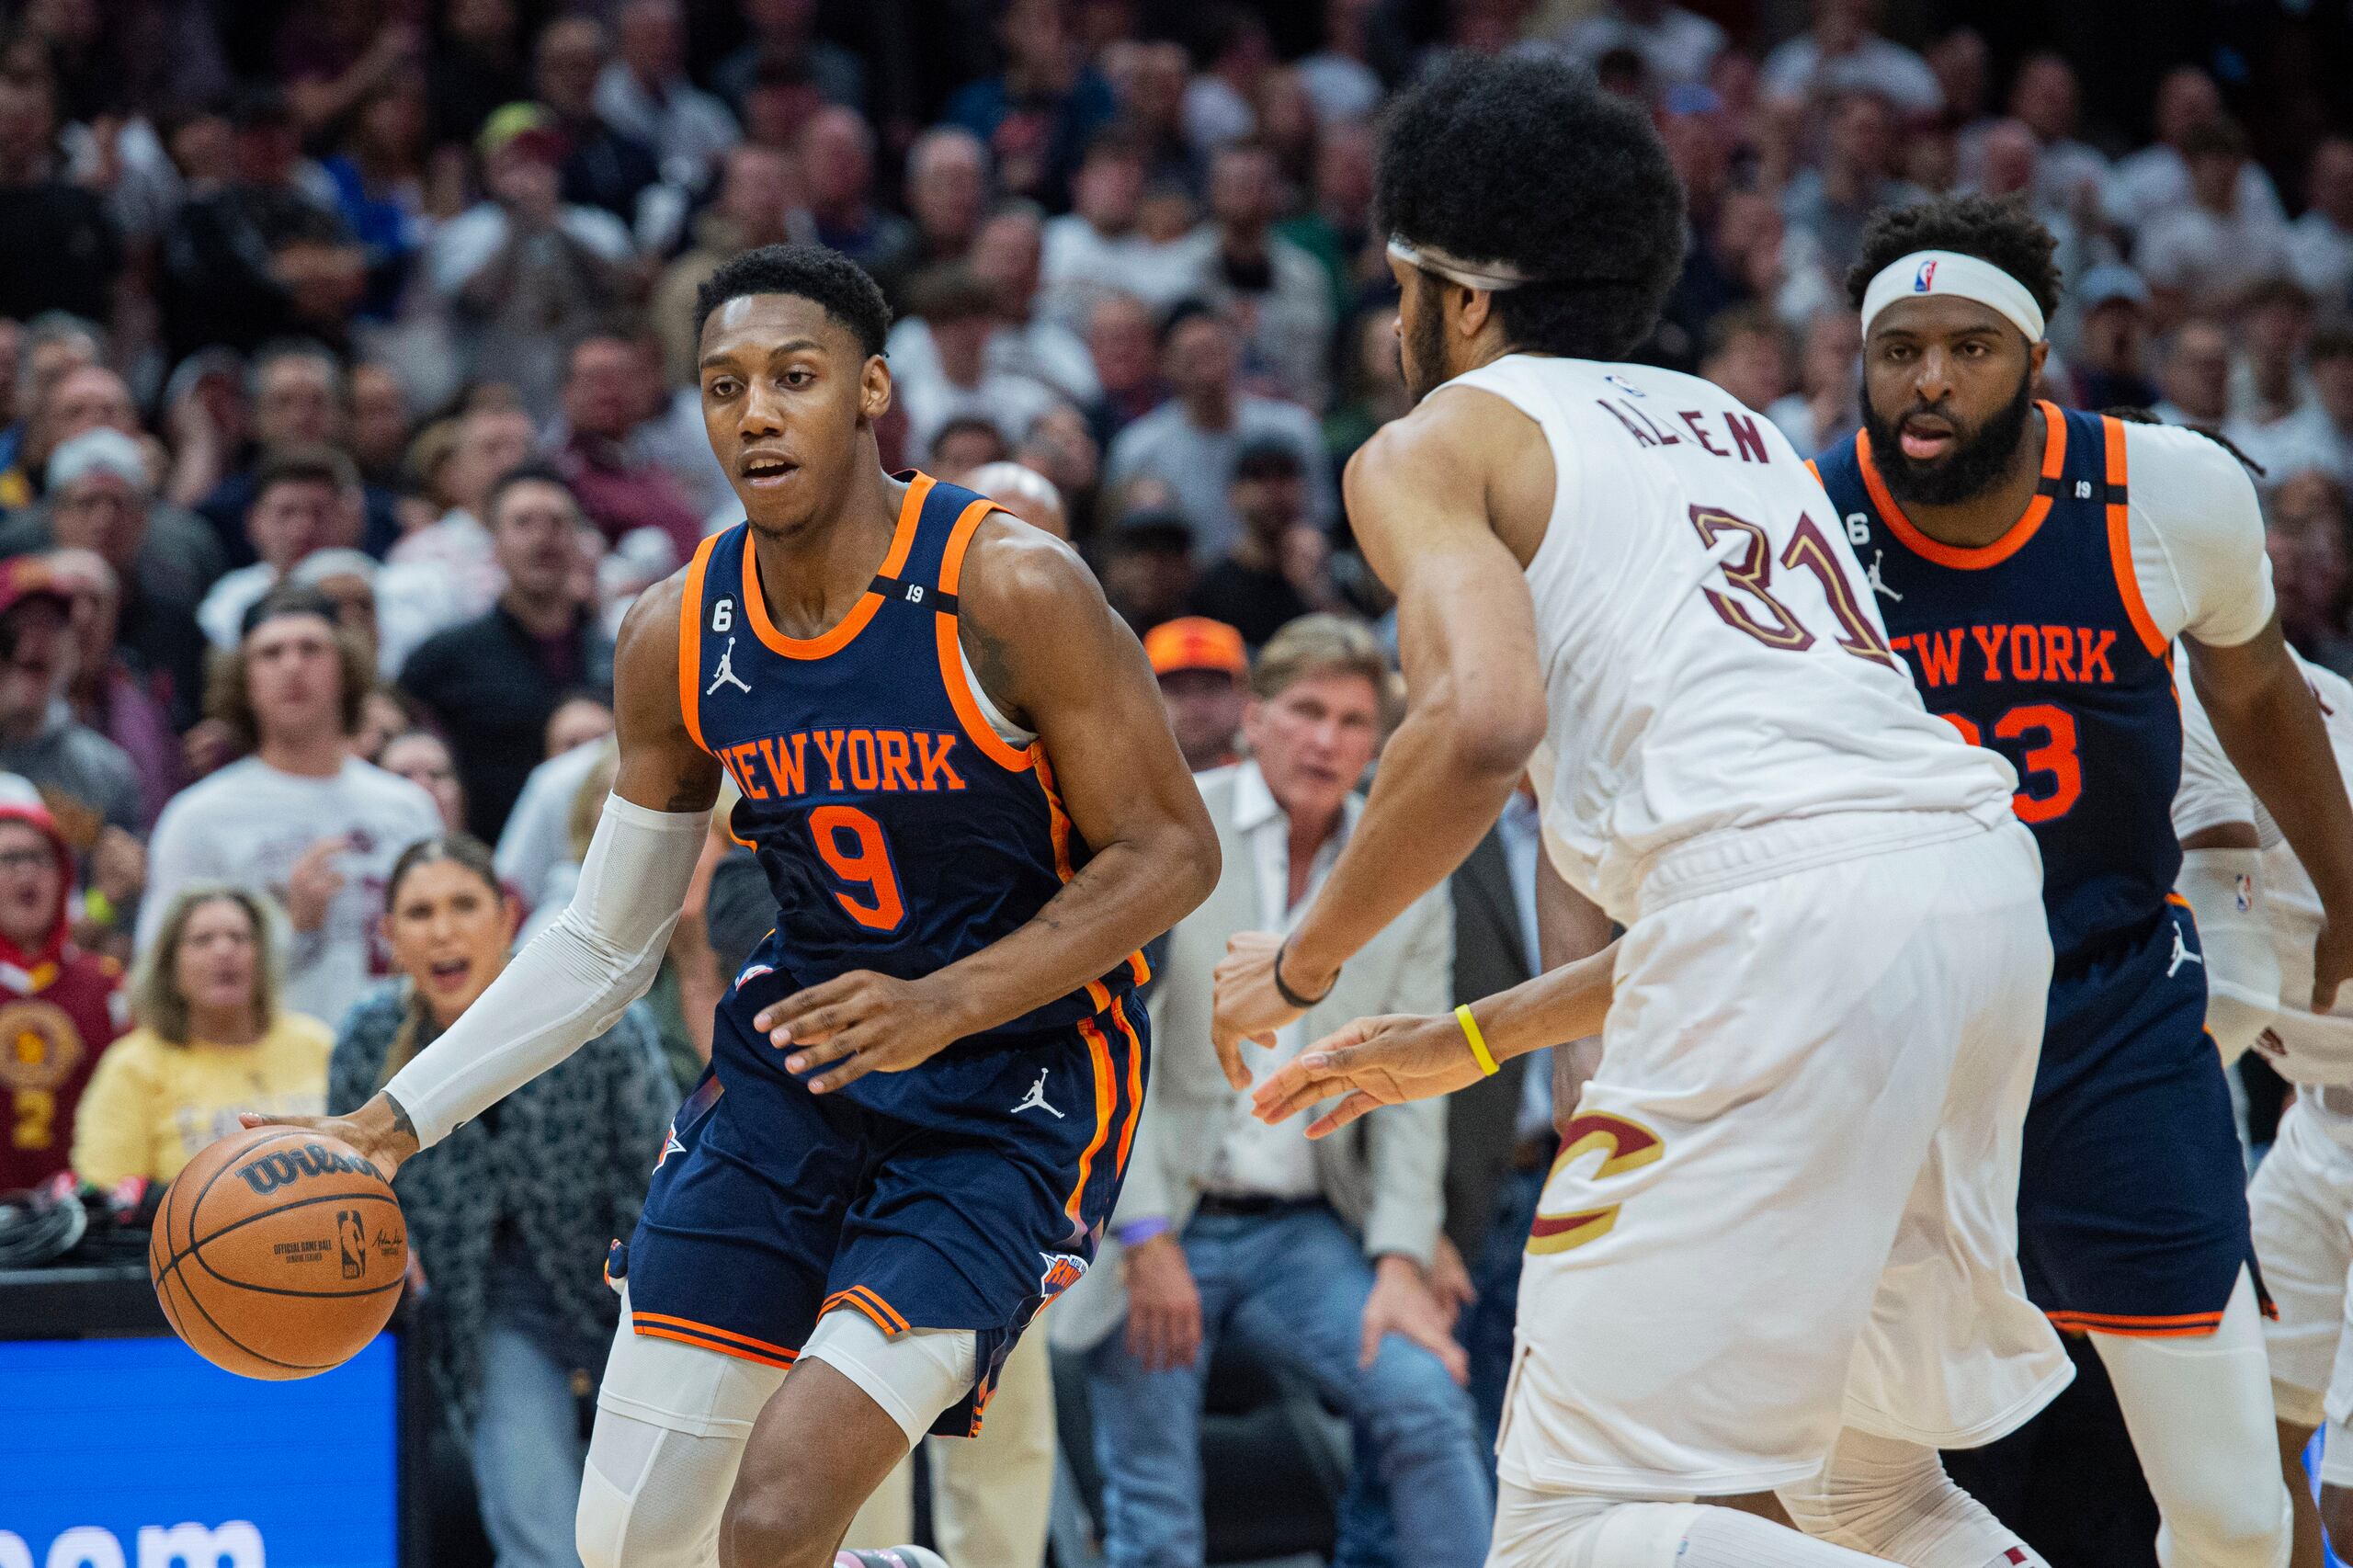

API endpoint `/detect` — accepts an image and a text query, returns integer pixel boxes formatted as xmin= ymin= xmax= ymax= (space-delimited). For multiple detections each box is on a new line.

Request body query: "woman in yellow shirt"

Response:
xmin=71 ymin=884 xmax=332 ymax=1185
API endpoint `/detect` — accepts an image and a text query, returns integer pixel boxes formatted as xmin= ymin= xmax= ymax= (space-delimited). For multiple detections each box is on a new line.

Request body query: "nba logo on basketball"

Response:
xmin=1913 ymin=259 xmax=1937 ymax=291
xmin=337 ymin=1210 xmax=368 ymax=1279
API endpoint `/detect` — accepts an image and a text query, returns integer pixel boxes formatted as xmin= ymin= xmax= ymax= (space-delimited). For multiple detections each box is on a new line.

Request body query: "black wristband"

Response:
xmin=1273 ymin=937 xmax=1336 ymax=1009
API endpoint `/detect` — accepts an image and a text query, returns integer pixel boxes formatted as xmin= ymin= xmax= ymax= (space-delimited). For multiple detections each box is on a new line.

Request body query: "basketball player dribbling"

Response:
xmin=1222 ymin=54 xmax=2072 ymax=1568
xmin=251 ymin=244 xmax=1220 ymax=1568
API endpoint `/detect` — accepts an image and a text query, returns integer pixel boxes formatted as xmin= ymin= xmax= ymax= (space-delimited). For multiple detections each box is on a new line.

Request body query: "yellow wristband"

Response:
xmin=1455 ymin=1004 xmax=1500 ymax=1077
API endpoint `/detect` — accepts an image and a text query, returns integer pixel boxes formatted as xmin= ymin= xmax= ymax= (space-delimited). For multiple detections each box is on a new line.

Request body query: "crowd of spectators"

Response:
xmin=1 ymin=0 xmax=2350 ymax=1562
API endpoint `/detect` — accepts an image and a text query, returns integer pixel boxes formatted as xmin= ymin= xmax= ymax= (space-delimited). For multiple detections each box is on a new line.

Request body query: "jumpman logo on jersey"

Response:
xmin=1866 ymin=551 xmax=1903 ymax=602
xmin=1010 ymin=1068 xmax=1063 ymax=1118
xmin=706 ymin=636 xmax=752 ymax=696
xmin=2167 ymin=920 xmax=2205 ymax=979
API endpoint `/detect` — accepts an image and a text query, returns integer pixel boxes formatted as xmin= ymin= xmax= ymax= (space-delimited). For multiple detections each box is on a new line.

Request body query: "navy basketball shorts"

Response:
xmin=2015 ymin=899 xmax=2262 ymax=1336
xmin=609 ymin=961 xmax=1148 ymax=1437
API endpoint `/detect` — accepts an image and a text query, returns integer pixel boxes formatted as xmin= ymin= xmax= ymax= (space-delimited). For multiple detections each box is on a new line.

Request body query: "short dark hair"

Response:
xmin=1375 ymin=52 xmax=1686 ymax=359
xmin=483 ymin=459 xmax=577 ymax=527
xmin=1158 ymin=298 xmax=1223 ymax=348
xmin=253 ymin=444 xmax=358 ymax=505
xmin=1847 ymin=195 xmax=2063 ymax=325
xmin=693 ymin=243 xmax=892 ymax=358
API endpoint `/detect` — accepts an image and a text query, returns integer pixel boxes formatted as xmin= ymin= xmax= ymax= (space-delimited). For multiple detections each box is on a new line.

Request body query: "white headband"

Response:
xmin=1859 ymin=250 xmax=2045 ymax=343
xmin=1387 ymin=235 xmax=1533 ymax=292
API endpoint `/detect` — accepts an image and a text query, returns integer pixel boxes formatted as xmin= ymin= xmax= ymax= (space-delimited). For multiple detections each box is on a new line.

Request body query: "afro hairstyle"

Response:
xmin=1374 ymin=51 xmax=1687 ymax=360
xmin=1847 ymin=196 xmax=2064 ymax=325
xmin=693 ymin=243 xmax=893 ymax=358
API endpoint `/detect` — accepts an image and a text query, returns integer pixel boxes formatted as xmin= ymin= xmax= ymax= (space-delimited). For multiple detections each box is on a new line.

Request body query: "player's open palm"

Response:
xmin=757 ymin=970 xmax=967 ymax=1092
xmin=1252 ymin=1013 xmax=1489 ymax=1138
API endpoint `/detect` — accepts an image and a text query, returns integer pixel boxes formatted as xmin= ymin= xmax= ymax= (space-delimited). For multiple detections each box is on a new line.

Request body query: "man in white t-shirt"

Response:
xmin=141 ymin=590 xmax=441 ymax=1027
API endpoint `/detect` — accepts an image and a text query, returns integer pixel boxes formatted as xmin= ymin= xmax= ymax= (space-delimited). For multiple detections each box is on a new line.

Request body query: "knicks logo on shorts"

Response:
xmin=1528 ymin=1112 xmax=1663 ymax=1257
xmin=1039 ymin=1252 xmax=1087 ymax=1299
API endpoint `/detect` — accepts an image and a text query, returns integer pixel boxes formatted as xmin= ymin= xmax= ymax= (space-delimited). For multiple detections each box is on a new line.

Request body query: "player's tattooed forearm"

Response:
xmin=382 ymin=1091 xmax=417 ymax=1142
xmin=665 ymin=780 xmax=713 ymax=812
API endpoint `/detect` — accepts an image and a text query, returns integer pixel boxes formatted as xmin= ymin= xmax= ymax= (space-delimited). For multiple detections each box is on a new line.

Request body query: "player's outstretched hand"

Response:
xmin=2315 ymin=916 xmax=2353 ymax=1013
xmin=1252 ymin=1013 xmax=1490 ymax=1138
xmin=1210 ymin=929 xmax=1304 ymax=1089
xmin=236 ymin=1095 xmax=416 ymax=1182
xmin=758 ymin=971 xmax=967 ymax=1093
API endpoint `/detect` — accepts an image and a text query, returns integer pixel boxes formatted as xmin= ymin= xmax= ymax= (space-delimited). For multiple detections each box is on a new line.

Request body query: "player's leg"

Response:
xmin=1779 ymin=1429 xmax=2050 ymax=1568
xmin=717 ymin=1311 xmax=980 ymax=1568
xmin=1488 ymin=1483 xmax=1905 ymax=1568
xmin=2093 ymin=1270 xmax=2292 ymax=1568
xmin=1779 ymin=843 xmax=2059 ymax=1568
xmin=577 ymin=1290 xmax=790 ymax=1568
xmin=1495 ymin=824 xmax=2060 ymax=1568
xmin=2247 ymin=1096 xmax=2352 ymax=1568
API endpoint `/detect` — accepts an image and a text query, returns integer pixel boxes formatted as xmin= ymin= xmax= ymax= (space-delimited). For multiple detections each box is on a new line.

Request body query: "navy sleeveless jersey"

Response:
xmin=679 ymin=472 xmax=1145 ymax=1034
xmin=1810 ymin=405 xmax=2179 ymax=961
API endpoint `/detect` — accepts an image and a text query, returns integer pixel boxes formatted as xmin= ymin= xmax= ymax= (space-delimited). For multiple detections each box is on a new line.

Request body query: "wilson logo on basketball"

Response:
xmin=233 ymin=1142 xmax=381 ymax=1197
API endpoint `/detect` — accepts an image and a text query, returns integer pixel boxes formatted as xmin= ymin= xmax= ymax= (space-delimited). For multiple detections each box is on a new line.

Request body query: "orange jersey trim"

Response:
xmin=1067 ymin=1016 xmax=1117 ymax=1222
xmin=1110 ymin=998 xmax=1146 ymax=1176
xmin=741 ymin=473 xmax=932 ymax=660
xmin=1857 ymin=401 xmax=2066 ymax=571
xmin=677 ymin=533 xmax=720 ymax=755
xmin=932 ymin=497 xmax=1035 ymax=772
xmin=2046 ymin=1307 xmax=2224 ymax=1339
xmin=631 ymin=1311 xmax=800 ymax=1367
xmin=2101 ymin=415 xmax=2166 ymax=658
xmin=1033 ymin=749 xmax=1114 ymax=1011
xmin=820 ymin=1285 xmax=911 ymax=1336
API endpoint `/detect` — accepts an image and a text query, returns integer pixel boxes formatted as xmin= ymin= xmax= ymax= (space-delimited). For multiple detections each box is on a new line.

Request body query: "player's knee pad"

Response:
xmin=1488 ymin=1483 xmax=1906 ymax=1568
xmin=576 ymin=1412 xmax=737 ymax=1568
xmin=1778 ymin=1428 xmax=2046 ymax=1568
xmin=2154 ymin=1488 xmax=2291 ymax=1568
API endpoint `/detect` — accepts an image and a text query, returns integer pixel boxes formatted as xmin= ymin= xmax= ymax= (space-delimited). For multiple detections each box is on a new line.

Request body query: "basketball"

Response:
xmin=146 ymin=1125 xmax=408 ymax=1381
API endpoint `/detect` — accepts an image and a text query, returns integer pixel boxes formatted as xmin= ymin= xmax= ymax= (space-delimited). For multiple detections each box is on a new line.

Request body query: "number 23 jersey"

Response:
xmin=680 ymin=472 xmax=1146 ymax=1037
xmin=1442 ymin=355 xmax=2018 ymax=926
xmin=1811 ymin=405 xmax=2274 ymax=961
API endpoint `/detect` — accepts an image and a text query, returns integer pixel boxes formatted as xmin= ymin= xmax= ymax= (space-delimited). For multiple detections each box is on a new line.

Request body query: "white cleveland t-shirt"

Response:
xmin=139 ymin=757 xmax=444 ymax=1028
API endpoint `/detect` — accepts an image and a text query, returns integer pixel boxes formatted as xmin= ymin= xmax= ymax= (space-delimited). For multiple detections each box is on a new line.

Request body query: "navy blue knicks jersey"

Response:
xmin=1810 ymin=405 xmax=2179 ymax=961
xmin=679 ymin=472 xmax=1147 ymax=1030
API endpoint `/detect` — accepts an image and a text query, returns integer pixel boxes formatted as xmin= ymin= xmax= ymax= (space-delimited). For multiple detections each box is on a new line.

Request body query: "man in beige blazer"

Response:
xmin=1051 ymin=615 xmax=1492 ymax=1568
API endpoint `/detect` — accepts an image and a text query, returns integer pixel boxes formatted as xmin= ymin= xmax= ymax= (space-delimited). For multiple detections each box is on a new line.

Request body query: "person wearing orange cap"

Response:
xmin=0 ymin=784 xmax=128 ymax=1193
xmin=1145 ymin=616 xmax=1248 ymax=772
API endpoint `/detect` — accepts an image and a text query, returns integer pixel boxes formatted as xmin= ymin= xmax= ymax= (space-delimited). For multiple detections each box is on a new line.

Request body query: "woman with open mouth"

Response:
xmin=329 ymin=834 xmax=678 ymax=1568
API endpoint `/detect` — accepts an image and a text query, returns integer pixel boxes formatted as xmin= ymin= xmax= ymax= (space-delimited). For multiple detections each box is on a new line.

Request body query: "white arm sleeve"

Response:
xmin=2177 ymin=847 xmax=2281 ymax=1064
xmin=385 ymin=794 xmax=707 ymax=1148
xmin=2126 ymin=421 xmax=2275 ymax=649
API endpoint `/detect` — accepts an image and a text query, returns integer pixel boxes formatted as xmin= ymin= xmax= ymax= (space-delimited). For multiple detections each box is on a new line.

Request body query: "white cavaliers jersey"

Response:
xmin=1442 ymin=354 xmax=2018 ymax=922
xmin=2179 ymin=648 xmax=2353 ymax=1089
